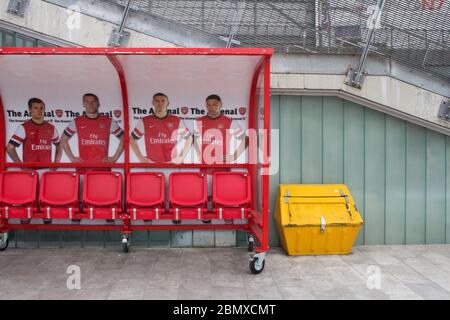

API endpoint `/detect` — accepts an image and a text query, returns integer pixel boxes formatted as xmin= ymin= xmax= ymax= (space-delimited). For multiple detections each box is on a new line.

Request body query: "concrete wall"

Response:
xmin=0 ymin=0 xmax=177 ymax=47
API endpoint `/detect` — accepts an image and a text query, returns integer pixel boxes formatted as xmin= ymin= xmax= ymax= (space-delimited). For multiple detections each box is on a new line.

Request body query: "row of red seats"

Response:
xmin=0 ymin=171 xmax=252 ymax=221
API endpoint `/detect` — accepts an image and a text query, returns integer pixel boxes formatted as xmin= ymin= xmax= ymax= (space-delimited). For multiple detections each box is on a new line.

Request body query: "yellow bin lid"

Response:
xmin=279 ymin=184 xmax=363 ymax=227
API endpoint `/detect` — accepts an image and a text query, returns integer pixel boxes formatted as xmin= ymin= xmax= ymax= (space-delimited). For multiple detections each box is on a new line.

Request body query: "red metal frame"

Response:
xmin=107 ymin=55 xmax=130 ymax=174
xmin=0 ymin=47 xmax=273 ymax=55
xmin=0 ymin=47 xmax=272 ymax=252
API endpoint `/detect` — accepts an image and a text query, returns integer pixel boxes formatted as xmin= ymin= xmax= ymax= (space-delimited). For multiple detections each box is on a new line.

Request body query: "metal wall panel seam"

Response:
xmin=342 ymin=99 xmax=345 ymax=186
xmin=299 ymin=96 xmax=303 ymax=183
xmin=363 ymin=108 xmax=367 ymax=245
xmin=425 ymin=130 xmax=428 ymax=244
xmin=446 ymin=136 xmax=448 ymax=244
xmin=384 ymin=114 xmax=387 ymax=245
xmin=321 ymin=97 xmax=324 ymax=184
xmin=404 ymin=122 xmax=408 ymax=245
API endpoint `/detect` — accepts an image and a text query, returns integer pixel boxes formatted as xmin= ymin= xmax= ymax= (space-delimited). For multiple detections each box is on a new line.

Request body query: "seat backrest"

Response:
xmin=40 ymin=171 xmax=79 ymax=206
xmin=213 ymin=171 xmax=251 ymax=207
xmin=169 ymin=172 xmax=207 ymax=207
xmin=126 ymin=172 xmax=165 ymax=207
xmin=0 ymin=171 xmax=38 ymax=206
xmin=83 ymin=171 xmax=122 ymax=206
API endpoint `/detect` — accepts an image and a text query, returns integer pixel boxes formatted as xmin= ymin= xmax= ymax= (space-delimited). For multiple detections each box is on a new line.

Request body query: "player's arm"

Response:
xmin=54 ymin=143 xmax=62 ymax=163
xmin=52 ymin=127 xmax=62 ymax=163
xmin=106 ymin=120 xmax=124 ymax=163
xmin=6 ymin=143 xmax=22 ymax=163
xmin=225 ymin=121 xmax=246 ymax=163
xmin=180 ymin=134 xmax=193 ymax=161
xmin=61 ymin=120 xmax=82 ymax=163
xmin=172 ymin=120 xmax=193 ymax=164
xmin=108 ymin=135 xmax=124 ymax=163
xmin=130 ymin=136 xmax=152 ymax=163
xmin=193 ymin=120 xmax=203 ymax=163
xmin=6 ymin=125 xmax=25 ymax=163
xmin=129 ymin=119 xmax=152 ymax=163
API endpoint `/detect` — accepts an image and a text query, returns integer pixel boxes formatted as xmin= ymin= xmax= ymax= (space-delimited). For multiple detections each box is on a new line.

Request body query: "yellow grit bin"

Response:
xmin=274 ymin=184 xmax=363 ymax=255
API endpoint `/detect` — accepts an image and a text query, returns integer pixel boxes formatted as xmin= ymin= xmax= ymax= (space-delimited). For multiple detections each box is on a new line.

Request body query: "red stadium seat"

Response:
xmin=169 ymin=172 xmax=207 ymax=220
xmin=126 ymin=172 xmax=166 ymax=220
xmin=83 ymin=171 xmax=122 ymax=220
xmin=0 ymin=171 xmax=38 ymax=219
xmin=213 ymin=171 xmax=251 ymax=220
xmin=40 ymin=171 xmax=80 ymax=219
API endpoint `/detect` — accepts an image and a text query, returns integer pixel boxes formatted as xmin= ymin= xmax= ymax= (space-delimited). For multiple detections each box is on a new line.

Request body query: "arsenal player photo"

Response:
xmin=130 ymin=92 xmax=192 ymax=164
xmin=194 ymin=94 xmax=246 ymax=165
xmin=6 ymin=98 xmax=62 ymax=165
xmin=60 ymin=93 xmax=124 ymax=164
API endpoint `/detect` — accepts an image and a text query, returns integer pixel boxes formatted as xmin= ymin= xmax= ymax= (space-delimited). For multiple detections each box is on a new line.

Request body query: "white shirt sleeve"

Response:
xmin=64 ymin=119 xmax=77 ymax=138
xmin=131 ymin=119 xmax=145 ymax=139
xmin=110 ymin=119 xmax=124 ymax=137
xmin=230 ymin=120 xmax=245 ymax=139
xmin=178 ymin=119 xmax=191 ymax=140
xmin=193 ymin=119 xmax=202 ymax=137
xmin=9 ymin=124 xmax=26 ymax=146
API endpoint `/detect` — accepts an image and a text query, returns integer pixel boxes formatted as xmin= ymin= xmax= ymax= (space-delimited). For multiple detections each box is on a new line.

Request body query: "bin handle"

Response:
xmin=320 ymin=216 xmax=326 ymax=233
xmin=339 ymin=189 xmax=353 ymax=219
xmin=284 ymin=189 xmax=291 ymax=204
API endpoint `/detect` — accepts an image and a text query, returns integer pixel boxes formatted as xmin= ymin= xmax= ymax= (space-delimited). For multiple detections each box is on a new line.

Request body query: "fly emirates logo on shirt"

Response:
xmin=81 ymin=133 xmax=107 ymax=146
xmin=148 ymin=131 xmax=176 ymax=145
xmin=203 ymin=131 xmax=224 ymax=146
xmin=31 ymin=138 xmax=52 ymax=151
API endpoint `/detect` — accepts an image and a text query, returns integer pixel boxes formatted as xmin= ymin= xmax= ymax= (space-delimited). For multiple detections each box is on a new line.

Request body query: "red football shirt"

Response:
xmin=193 ymin=115 xmax=244 ymax=164
xmin=64 ymin=115 xmax=123 ymax=163
xmin=132 ymin=114 xmax=190 ymax=163
xmin=9 ymin=120 xmax=59 ymax=163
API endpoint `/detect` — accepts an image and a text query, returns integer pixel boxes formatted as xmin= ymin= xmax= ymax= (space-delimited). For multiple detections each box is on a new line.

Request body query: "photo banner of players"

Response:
xmin=0 ymin=55 xmax=125 ymax=165
xmin=118 ymin=55 xmax=262 ymax=165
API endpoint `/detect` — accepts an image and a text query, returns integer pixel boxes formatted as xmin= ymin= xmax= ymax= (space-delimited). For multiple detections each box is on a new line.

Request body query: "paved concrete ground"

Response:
xmin=1 ymin=245 xmax=450 ymax=300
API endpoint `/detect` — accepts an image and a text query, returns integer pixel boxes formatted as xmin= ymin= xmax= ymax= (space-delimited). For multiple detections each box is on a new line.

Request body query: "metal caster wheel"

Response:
xmin=249 ymin=257 xmax=265 ymax=274
xmin=0 ymin=233 xmax=9 ymax=251
xmin=249 ymin=252 xmax=266 ymax=274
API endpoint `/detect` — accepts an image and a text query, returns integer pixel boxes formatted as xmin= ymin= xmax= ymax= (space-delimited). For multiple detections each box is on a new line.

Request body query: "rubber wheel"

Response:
xmin=0 ymin=239 xmax=9 ymax=252
xmin=172 ymin=220 xmax=181 ymax=225
xmin=248 ymin=241 xmax=254 ymax=252
xmin=249 ymin=257 xmax=265 ymax=274
xmin=122 ymin=242 xmax=129 ymax=253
